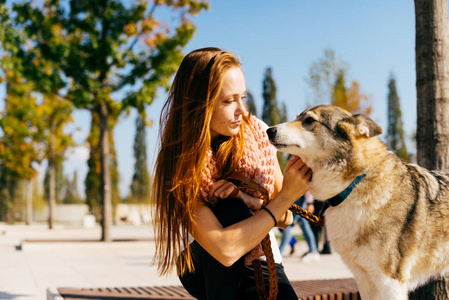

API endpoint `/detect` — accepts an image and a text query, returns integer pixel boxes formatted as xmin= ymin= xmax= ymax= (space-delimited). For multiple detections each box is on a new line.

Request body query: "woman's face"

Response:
xmin=210 ymin=67 xmax=247 ymax=143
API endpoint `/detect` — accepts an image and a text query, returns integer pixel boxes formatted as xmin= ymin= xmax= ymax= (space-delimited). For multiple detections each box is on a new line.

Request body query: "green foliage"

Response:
xmin=306 ymin=49 xmax=372 ymax=115
xmin=44 ymin=160 xmax=64 ymax=202
xmin=40 ymin=94 xmax=74 ymax=162
xmin=1 ymin=1 xmax=74 ymax=224
xmin=306 ymin=48 xmax=346 ymax=105
xmin=331 ymin=70 xmax=372 ymax=115
xmin=279 ymin=102 xmax=288 ymax=123
xmin=64 ymin=171 xmax=83 ymax=204
xmin=276 ymin=102 xmax=289 ymax=170
xmin=129 ymin=113 xmax=150 ymax=203
xmin=0 ymin=162 xmax=21 ymax=223
xmin=0 ymin=78 xmax=44 ymax=180
xmin=331 ymin=70 xmax=348 ymax=108
xmin=262 ymin=67 xmax=281 ymax=126
xmin=32 ymin=177 xmax=46 ymax=212
xmin=85 ymin=110 xmax=120 ymax=219
xmin=32 ymin=0 xmax=209 ymax=113
xmin=245 ymin=91 xmax=257 ymax=116
xmin=261 ymin=67 xmax=288 ymax=170
xmin=387 ymin=74 xmax=409 ymax=162
xmin=2 ymin=0 xmax=208 ymax=232
xmin=0 ymin=4 xmax=44 ymax=179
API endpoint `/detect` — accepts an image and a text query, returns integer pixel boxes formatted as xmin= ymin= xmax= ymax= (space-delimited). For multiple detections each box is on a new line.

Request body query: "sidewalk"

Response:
xmin=0 ymin=223 xmax=354 ymax=300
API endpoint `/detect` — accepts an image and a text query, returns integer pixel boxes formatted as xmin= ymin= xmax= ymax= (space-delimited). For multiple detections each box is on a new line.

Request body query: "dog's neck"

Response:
xmin=325 ymin=173 xmax=366 ymax=206
xmin=308 ymin=167 xmax=365 ymax=200
xmin=303 ymin=138 xmax=386 ymax=200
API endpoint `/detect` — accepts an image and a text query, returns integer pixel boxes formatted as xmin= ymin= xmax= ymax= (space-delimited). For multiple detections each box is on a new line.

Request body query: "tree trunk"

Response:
xmin=99 ymin=102 xmax=112 ymax=242
xmin=415 ymin=0 xmax=449 ymax=169
xmin=412 ymin=0 xmax=449 ymax=298
xmin=48 ymin=124 xmax=56 ymax=230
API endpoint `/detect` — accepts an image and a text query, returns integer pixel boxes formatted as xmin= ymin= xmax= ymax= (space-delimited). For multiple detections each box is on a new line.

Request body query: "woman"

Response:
xmin=152 ymin=47 xmax=312 ymax=299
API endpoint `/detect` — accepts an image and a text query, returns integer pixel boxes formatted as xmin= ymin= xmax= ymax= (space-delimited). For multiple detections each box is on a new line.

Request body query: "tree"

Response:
xmin=331 ymin=70 xmax=348 ymax=109
xmin=345 ymin=79 xmax=372 ymax=116
xmin=1 ymin=1 xmax=74 ymax=229
xmin=410 ymin=0 xmax=449 ymax=298
xmin=0 ymin=162 xmax=20 ymax=223
xmin=0 ymin=2 xmax=43 ymax=224
xmin=245 ymin=91 xmax=257 ymax=116
xmin=261 ymin=67 xmax=289 ymax=169
xmin=386 ymin=74 xmax=409 ymax=162
xmin=64 ymin=171 xmax=83 ymax=204
xmin=262 ymin=67 xmax=281 ymax=126
xmin=306 ymin=48 xmax=372 ymax=116
xmin=276 ymin=102 xmax=289 ymax=169
xmin=44 ymin=159 xmax=64 ymax=203
xmin=331 ymin=69 xmax=372 ymax=116
xmin=13 ymin=0 xmax=208 ymax=241
xmin=40 ymin=94 xmax=74 ymax=229
xmin=129 ymin=112 xmax=150 ymax=203
xmin=0 ymin=75 xmax=44 ymax=225
xmin=85 ymin=110 xmax=120 ymax=220
xmin=306 ymin=48 xmax=348 ymax=105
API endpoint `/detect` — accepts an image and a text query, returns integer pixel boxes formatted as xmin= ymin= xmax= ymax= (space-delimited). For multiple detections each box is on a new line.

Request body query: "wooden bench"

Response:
xmin=56 ymin=278 xmax=360 ymax=300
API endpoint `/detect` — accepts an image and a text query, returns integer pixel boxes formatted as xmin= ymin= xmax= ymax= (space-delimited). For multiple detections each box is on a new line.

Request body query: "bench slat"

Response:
xmin=57 ymin=278 xmax=360 ymax=300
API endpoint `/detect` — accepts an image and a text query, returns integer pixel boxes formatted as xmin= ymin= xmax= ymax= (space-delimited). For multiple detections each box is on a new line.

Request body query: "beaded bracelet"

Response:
xmin=260 ymin=206 xmax=277 ymax=227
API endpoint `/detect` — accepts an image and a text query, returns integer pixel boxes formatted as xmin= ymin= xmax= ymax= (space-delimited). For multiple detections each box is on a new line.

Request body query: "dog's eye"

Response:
xmin=303 ymin=117 xmax=315 ymax=125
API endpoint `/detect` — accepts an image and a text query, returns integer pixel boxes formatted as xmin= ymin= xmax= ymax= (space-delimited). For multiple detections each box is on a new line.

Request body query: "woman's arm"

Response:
xmin=207 ymin=156 xmax=293 ymax=228
xmin=191 ymin=156 xmax=311 ymax=267
xmin=272 ymin=156 xmax=293 ymax=229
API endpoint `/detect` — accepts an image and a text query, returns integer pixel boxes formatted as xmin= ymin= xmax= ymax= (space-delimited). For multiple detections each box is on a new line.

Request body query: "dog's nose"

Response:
xmin=266 ymin=127 xmax=277 ymax=141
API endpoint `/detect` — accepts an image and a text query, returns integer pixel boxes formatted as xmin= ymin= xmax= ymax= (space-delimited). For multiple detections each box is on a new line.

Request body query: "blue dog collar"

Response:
xmin=326 ymin=173 xmax=366 ymax=207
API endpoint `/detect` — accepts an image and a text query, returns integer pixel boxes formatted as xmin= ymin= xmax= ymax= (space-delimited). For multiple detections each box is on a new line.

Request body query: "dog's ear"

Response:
xmin=337 ymin=114 xmax=382 ymax=138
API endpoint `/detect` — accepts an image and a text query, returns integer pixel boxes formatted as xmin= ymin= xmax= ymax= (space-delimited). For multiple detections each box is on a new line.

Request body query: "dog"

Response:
xmin=267 ymin=105 xmax=449 ymax=300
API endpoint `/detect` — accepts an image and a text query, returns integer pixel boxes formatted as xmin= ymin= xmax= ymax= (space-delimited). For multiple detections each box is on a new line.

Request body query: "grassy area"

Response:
xmin=275 ymin=233 xmax=305 ymax=241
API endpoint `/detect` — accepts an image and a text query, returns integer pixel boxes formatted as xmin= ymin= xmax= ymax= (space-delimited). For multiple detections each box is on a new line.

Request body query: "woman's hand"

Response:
xmin=208 ymin=180 xmax=237 ymax=201
xmin=208 ymin=179 xmax=263 ymax=211
xmin=280 ymin=156 xmax=312 ymax=202
xmin=238 ymin=192 xmax=263 ymax=211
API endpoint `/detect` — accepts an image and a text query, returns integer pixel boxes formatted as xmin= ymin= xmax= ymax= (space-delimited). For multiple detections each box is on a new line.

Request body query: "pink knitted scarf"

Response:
xmin=200 ymin=115 xmax=277 ymax=264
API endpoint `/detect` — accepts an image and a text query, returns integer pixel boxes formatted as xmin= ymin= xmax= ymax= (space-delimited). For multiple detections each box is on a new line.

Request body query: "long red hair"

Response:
xmin=152 ymin=47 xmax=247 ymax=275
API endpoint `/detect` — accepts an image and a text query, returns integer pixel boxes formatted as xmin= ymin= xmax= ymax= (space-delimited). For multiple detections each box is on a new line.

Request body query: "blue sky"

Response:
xmin=4 ymin=1 xmax=418 ymax=197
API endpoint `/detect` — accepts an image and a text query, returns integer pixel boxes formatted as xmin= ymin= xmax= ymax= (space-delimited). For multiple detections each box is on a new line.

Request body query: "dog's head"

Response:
xmin=267 ymin=105 xmax=383 ymax=173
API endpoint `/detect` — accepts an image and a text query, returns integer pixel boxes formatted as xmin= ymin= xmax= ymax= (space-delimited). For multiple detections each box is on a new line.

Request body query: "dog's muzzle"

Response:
xmin=266 ymin=127 xmax=277 ymax=142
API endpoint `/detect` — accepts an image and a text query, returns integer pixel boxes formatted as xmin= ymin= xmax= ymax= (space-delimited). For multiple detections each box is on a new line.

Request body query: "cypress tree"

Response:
xmin=85 ymin=111 xmax=120 ymax=220
xmin=130 ymin=113 xmax=150 ymax=203
xmin=85 ymin=111 xmax=102 ymax=219
xmin=44 ymin=160 xmax=64 ymax=203
xmin=262 ymin=67 xmax=281 ymax=126
xmin=64 ymin=171 xmax=82 ymax=204
xmin=387 ymin=74 xmax=409 ymax=162
xmin=0 ymin=163 xmax=19 ymax=222
xmin=245 ymin=91 xmax=257 ymax=116
xmin=261 ymin=67 xmax=288 ymax=169
xmin=279 ymin=102 xmax=288 ymax=123
xmin=331 ymin=70 xmax=348 ymax=109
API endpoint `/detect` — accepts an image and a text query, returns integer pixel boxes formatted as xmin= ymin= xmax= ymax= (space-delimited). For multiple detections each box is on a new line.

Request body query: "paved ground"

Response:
xmin=0 ymin=223 xmax=354 ymax=300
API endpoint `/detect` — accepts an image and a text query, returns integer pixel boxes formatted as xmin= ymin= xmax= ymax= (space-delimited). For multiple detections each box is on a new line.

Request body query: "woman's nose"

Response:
xmin=236 ymin=100 xmax=247 ymax=115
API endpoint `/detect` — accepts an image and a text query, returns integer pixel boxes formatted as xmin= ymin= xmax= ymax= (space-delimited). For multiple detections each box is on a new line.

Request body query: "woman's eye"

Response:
xmin=303 ymin=117 xmax=315 ymax=125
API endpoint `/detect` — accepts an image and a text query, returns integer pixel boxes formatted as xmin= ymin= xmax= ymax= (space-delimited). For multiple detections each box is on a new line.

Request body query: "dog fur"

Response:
xmin=267 ymin=105 xmax=449 ymax=300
